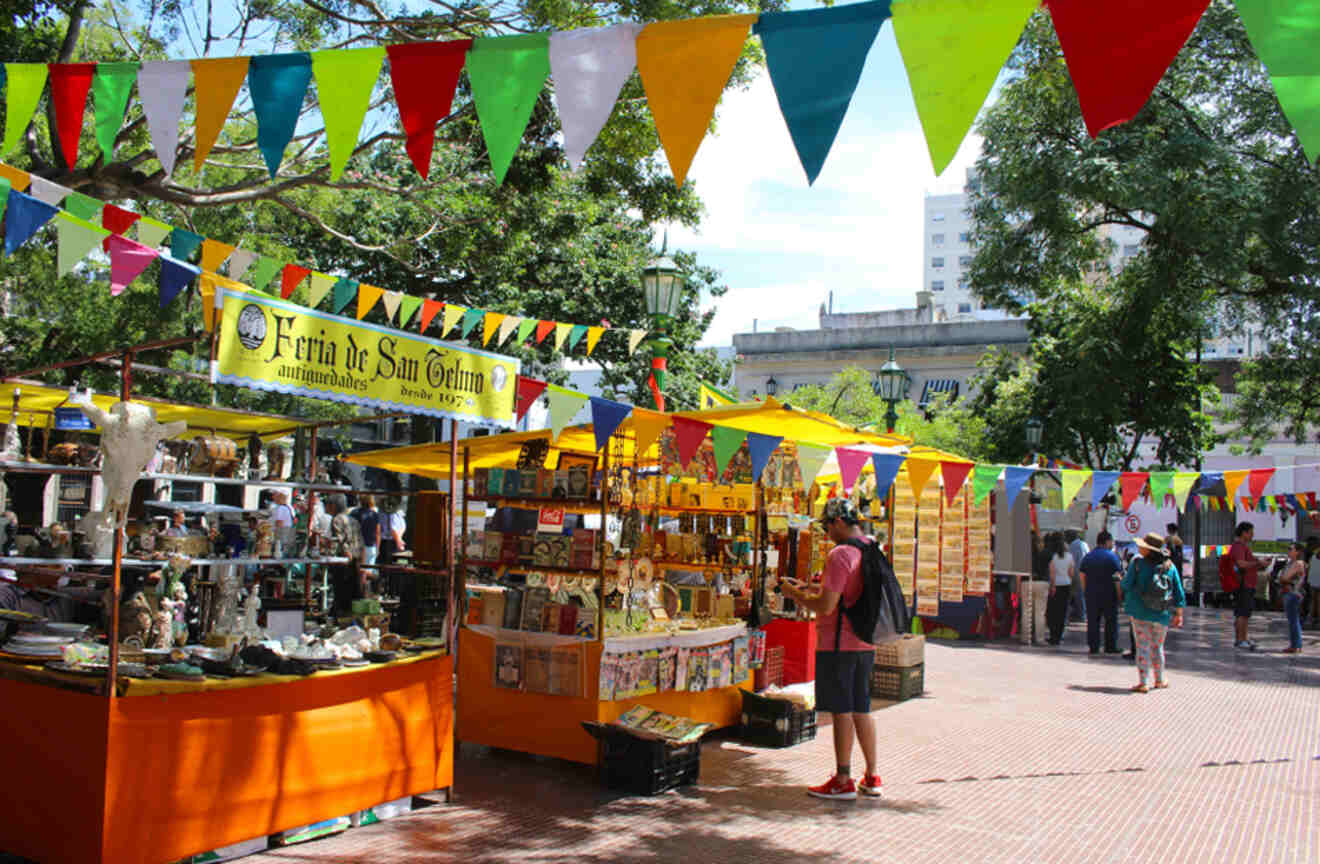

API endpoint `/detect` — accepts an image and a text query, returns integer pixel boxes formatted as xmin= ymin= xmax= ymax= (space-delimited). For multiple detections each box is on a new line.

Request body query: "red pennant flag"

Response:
xmin=535 ymin=320 xmax=555 ymax=344
xmin=102 ymin=204 xmax=141 ymax=236
xmin=1119 ymin=472 xmax=1149 ymax=511
xmin=941 ymin=461 xmax=974 ymax=506
xmin=1247 ymin=467 xmax=1274 ymax=502
xmin=281 ymin=264 xmax=311 ymax=299
xmin=419 ymin=299 xmax=443 ymax=333
xmin=49 ymin=63 xmax=96 ymax=167
xmin=1309 ymin=492 xmax=1318 ymax=510
xmin=1045 ymin=0 xmax=1210 ymax=137
xmin=386 ymin=41 xmax=472 ymax=179
xmin=515 ymin=376 xmax=548 ymax=421
xmin=671 ymin=416 xmax=713 ymax=469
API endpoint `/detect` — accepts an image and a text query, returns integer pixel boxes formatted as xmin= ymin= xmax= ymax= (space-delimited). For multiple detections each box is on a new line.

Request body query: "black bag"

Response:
xmin=835 ymin=538 xmax=911 ymax=649
xmin=1141 ymin=560 xmax=1175 ymax=612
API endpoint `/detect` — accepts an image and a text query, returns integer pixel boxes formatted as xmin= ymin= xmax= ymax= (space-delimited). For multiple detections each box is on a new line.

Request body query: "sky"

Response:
xmin=674 ymin=23 xmax=986 ymax=348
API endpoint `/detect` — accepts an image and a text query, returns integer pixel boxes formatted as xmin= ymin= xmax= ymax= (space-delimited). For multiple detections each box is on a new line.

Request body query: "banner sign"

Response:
xmin=215 ymin=284 xmax=520 ymax=427
xmin=54 ymin=406 xmax=95 ymax=430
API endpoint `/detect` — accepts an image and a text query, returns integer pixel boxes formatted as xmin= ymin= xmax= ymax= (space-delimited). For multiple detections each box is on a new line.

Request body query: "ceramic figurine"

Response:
xmin=212 ymin=564 xmax=242 ymax=635
xmin=240 ymin=589 xmax=261 ymax=638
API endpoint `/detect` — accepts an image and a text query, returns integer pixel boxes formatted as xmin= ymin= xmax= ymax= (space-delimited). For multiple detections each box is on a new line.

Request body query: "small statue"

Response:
xmin=212 ymin=564 xmax=242 ymax=635
xmin=152 ymin=606 xmax=174 ymax=649
xmin=240 ymin=588 xmax=261 ymax=638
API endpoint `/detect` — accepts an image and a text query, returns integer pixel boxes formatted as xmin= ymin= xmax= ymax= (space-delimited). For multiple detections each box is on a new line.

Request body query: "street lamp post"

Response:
xmin=874 ymin=346 xmax=906 ymax=433
xmin=641 ymin=255 xmax=683 ymax=411
xmin=765 ymin=377 xmax=778 ymax=397
xmin=1024 ymin=417 xmax=1043 ymax=456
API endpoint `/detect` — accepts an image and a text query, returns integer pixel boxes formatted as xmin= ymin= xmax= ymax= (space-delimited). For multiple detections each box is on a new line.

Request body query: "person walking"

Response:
xmin=1308 ymin=537 xmax=1320 ymax=629
xmin=780 ymin=498 xmax=882 ymax=800
xmin=352 ymin=494 xmax=382 ymax=568
xmin=1045 ymin=534 xmax=1075 ymax=645
xmin=327 ymin=494 xmax=365 ymax=614
xmin=1121 ymin=532 xmax=1187 ymax=692
xmin=1229 ymin=522 xmax=1268 ymax=650
xmin=1280 ymin=542 xmax=1305 ymax=654
xmin=1020 ymin=532 xmax=1050 ymax=646
xmin=1080 ymin=531 xmax=1123 ymax=655
xmin=1067 ymin=529 xmax=1089 ymax=623
xmin=380 ymin=500 xmax=407 ymax=566
xmin=1165 ymin=523 xmax=1186 ymax=604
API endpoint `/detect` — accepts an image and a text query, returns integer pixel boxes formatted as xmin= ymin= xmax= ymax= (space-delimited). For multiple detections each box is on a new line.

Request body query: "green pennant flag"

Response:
xmin=1235 ymin=0 xmax=1320 ymax=162
xmin=245 ymin=256 xmax=283 ymax=292
xmin=545 ymin=383 xmax=589 ymax=441
xmin=92 ymin=62 xmax=140 ymax=162
xmin=971 ymin=464 xmax=1003 ymax=505
xmin=55 ymin=213 xmax=110 ymax=277
xmin=135 ymin=217 xmax=172 ymax=248
xmin=3 ymin=63 xmax=49 ymax=154
xmin=796 ymin=442 xmax=831 ymax=489
xmin=1148 ymin=471 xmax=1175 ymax=508
xmin=466 ymin=33 xmax=550 ymax=184
xmin=311 ymin=47 xmax=385 ymax=181
xmin=1060 ymin=469 xmax=1091 ymax=510
xmin=0 ymin=177 xmax=9 ymax=223
xmin=332 ymin=277 xmax=358 ymax=314
xmin=398 ymin=294 xmax=422 ymax=328
xmin=892 ymin=0 xmax=1038 ymax=175
xmin=460 ymin=306 xmax=485 ymax=338
xmin=516 ymin=317 xmax=538 ymax=343
xmin=65 ymin=191 xmax=103 ymax=224
xmin=566 ymin=323 xmax=588 ymax=351
xmin=711 ymin=425 xmax=748 ymax=476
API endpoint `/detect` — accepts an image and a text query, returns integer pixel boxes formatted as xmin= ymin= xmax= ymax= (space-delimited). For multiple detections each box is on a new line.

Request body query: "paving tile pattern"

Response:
xmin=242 ymin=608 xmax=1319 ymax=864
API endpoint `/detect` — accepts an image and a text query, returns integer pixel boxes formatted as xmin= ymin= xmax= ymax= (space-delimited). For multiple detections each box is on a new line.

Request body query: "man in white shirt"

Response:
xmin=380 ymin=502 xmax=407 ymax=565
xmin=1067 ymin=530 xmax=1090 ymax=623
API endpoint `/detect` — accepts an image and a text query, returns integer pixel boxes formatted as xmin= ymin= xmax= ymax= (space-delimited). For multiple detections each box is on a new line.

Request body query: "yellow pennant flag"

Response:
xmin=498 ymin=314 xmax=521 ymax=344
xmin=1060 ymin=469 xmax=1091 ymax=510
xmin=585 ymin=325 xmax=605 ymax=355
xmin=628 ymin=329 xmax=648 ymax=354
xmin=483 ymin=311 xmax=505 ymax=346
xmin=200 ymin=239 xmax=236 ymax=274
xmin=1171 ymin=472 xmax=1199 ymax=511
xmin=356 ymin=283 xmax=384 ymax=319
xmin=553 ymin=321 xmax=572 ymax=351
xmin=636 ymin=15 xmax=757 ymax=188
xmin=906 ymin=458 xmax=940 ymax=499
xmin=441 ymin=304 xmax=466 ymax=338
xmin=381 ymin=290 xmax=403 ymax=322
xmin=1223 ymin=469 xmax=1249 ymax=503
xmin=307 ymin=272 xmax=335 ymax=308
xmin=191 ymin=57 xmax=250 ymax=172
xmin=199 ymin=275 xmax=217 ymax=332
xmin=631 ymin=407 xmax=671 ymax=458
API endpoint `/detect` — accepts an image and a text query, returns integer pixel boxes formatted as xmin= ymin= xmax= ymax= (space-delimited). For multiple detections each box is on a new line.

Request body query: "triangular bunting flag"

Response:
xmin=200 ymin=239 xmax=236 ymax=274
xmin=748 ymin=432 xmax=784 ymax=483
xmin=332 ymin=277 xmax=359 ymax=314
xmin=49 ymin=63 xmax=96 ymax=167
xmin=357 ymin=283 xmax=384 ymax=319
xmin=671 ymin=416 xmax=713 ymax=468
xmin=585 ymin=325 xmax=605 ymax=355
xmin=1119 ymin=472 xmax=1149 ymax=510
xmin=4 ymin=192 xmax=58 ymax=256
xmin=136 ymin=217 xmax=172 ymax=248
xmin=441 ymin=304 xmax=466 ymax=338
xmin=419 ymin=299 xmax=443 ymax=333
xmin=191 ymin=57 xmax=251 ymax=172
xmin=102 ymin=204 xmax=141 ymax=237
xmin=92 ymin=61 xmax=139 ymax=162
xmin=835 ymin=447 xmax=872 ymax=494
xmin=310 ymin=46 xmax=386 ymax=180
xmin=483 ymin=311 xmax=506 ymax=346
xmin=467 ymin=33 xmax=551 ymax=183
xmin=1171 ymin=472 xmax=1199 ymax=511
xmin=398 ymin=294 xmax=422 ymax=328
xmin=546 ymin=383 xmax=589 ymax=441
xmin=381 ymin=290 xmax=403 ymax=323
xmin=631 ymin=407 xmax=671 ymax=458
xmin=1002 ymin=465 xmax=1035 ymax=504
xmin=549 ymin=23 xmax=645 ymax=169
xmin=282 ymin=264 xmax=312 ymax=300
xmin=567 ymin=323 xmax=588 ymax=351
xmin=227 ymin=248 xmax=258 ymax=282
xmin=136 ymin=61 xmax=189 ymax=175
xmin=159 ymin=255 xmax=200 ymax=307
xmin=553 ymin=321 xmax=573 ymax=351
xmin=796 ymin=442 xmax=830 ymax=489
xmin=1222 ymin=469 xmax=1249 ymax=502
xmin=1148 ymin=471 xmax=1175 ymax=508
xmin=636 ymin=15 xmax=758 ymax=187
xmin=169 ymin=228 xmax=203 ymax=263
xmin=65 ymin=191 xmax=102 ymax=224
xmin=515 ymin=376 xmax=548 ymax=421
xmin=386 ymin=40 xmax=471 ymax=178
xmin=106 ymin=234 xmax=158 ymax=296
xmin=971 ymin=464 xmax=1002 ymax=505
xmin=907 ymin=458 xmax=940 ymax=499
xmin=1089 ymin=470 xmax=1121 ymax=509
xmin=248 ymin=53 xmax=314 ymax=177
xmin=535 ymin=320 xmax=556 ymax=344
xmin=1045 ymin=0 xmax=1211 ymax=137
xmin=516 ymin=317 xmax=538 ymax=344
xmin=55 ymin=213 xmax=109 ymax=276
xmin=498 ymin=314 xmax=521 ymax=344
xmin=870 ymin=452 xmax=905 ymax=500
xmin=628 ymin=328 xmax=648 ymax=354
xmin=941 ymin=461 xmax=974 ymax=505
xmin=893 ymin=0 xmax=1039 ymax=175
xmin=1233 ymin=1 xmax=1320 ymax=162
xmin=755 ymin=2 xmax=888 ymax=184
xmin=3 ymin=63 xmax=49 ymax=155
xmin=1247 ymin=467 xmax=1275 ymax=501
xmin=28 ymin=176 xmax=71 ymax=206
xmin=0 ymin=163 xmax=28 ymax=191
xmin=712 ymin=426 xmax=749 ymax=476
xmin=1061 ymin=469 xmax=1091 ymax=510
xmin=460 ymin=307 xmax=484 ymax=338
xmin=308 ymin=272 xmax=336 ymax=307
xmin=590 ymin=396 xmax=634 ymax=451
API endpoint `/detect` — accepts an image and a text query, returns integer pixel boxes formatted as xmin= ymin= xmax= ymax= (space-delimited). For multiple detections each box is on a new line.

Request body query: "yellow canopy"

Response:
xmin=0 ymin=381 xmax=312 ymax=440
xmin=346 ymin=397 xmax=923 ymax=479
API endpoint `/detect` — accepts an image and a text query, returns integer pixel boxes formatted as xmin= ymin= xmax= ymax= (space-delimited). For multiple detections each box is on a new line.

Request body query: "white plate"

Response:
xmin=43 ymin=623 xmax=89 ymax=637
xmin=7 ymin=634 xmax=73 ymax=645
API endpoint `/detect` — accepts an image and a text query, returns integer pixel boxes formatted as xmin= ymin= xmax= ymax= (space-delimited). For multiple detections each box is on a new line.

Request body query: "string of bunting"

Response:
xmin=0 ymin=165 xmax=649 ymax=357
xmin=0 ymin=2 xmax=1311 ymax=187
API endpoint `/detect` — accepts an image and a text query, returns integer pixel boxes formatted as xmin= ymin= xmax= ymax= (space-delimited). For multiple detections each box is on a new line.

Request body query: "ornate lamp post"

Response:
xmin=641 ymin=255 xmax=683 ymax=411
xmin=1024 ymin=417 xmax=1043 ymax=456
xmin=874 ymin=346 xmax=907 ymax=433
xmin=765 ymin=377 xmax=778 ymax=398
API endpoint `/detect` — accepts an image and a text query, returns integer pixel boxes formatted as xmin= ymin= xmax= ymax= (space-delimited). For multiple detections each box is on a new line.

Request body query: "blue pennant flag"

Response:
xmin=4 ymin=191 xmax=59 ymax=256
xmin=170 ymin=228 xmax=204 ymax=262
xmin=1090 ymin=470 xmax=1122 ymax=509
xmin=1287 ymin=493 xmax=1302 ymax=512
xmin=1002 ymin=465 xmax=1035 ymax=503
xmin=754 ymin=1 xmax=890 ymax=184
xmin=249 ymin=53 xmax=314 ymax=178
xmin=589 ymin=396 xmax=632 ymax=451
xmin=1194 ymin=471 xmax=1225 ymax=497
xmin=747 ymin=432 xmax=784 ymax=482
xmin=159 ymin=255 xmax=201 ymax=307
xmin=869 ymin=452 xmax=905 ymax=500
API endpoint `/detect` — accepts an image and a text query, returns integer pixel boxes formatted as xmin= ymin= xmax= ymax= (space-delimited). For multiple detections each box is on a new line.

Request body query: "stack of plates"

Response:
xmin=4 ymin=633 xmax=75 ymax=658
xmin=42 ymin=623 xmax=90 ymax=638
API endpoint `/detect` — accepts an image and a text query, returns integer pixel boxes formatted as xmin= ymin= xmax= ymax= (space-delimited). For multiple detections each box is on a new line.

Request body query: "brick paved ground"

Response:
xmin=245 ymin=608 xmax=1318 ymax=864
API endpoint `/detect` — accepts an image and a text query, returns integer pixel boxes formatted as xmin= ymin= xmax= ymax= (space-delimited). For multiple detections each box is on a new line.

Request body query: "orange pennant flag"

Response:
xmin=535 ymin=320 xmax=555 ymax=344
xmin=631 ymin=407 xmax=671 ymax=458
xmin=0 ymin=163 xmax=31 ymax=192
xmin=906 ymin=458 xmax=940 ymax=499
xmin=356 ymin=283 xmax=384 ymax=319
xmin=1222 ymin=469 xmax=1249 ymax=503
xmin=419 ymin=299 xmax=443 ymax=333
xmin=191 ymin=57 xmax=251 ymax=172
xmin=200 ymin=239 xmax=236 ymax=274
xmin=483 ymin=311 xmax=505 ymax=346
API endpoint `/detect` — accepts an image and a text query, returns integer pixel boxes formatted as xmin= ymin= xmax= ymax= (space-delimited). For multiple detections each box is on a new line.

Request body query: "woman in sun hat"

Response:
xmin=1120 ymin=532 xmax=1187 ymax=692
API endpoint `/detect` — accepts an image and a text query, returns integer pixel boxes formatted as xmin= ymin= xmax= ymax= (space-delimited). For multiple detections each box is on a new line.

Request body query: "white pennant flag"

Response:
xmin=498 ymin=314 xmax=521 ymax=344
xmin=55 ymin=214 xmax=109 ymax=277
xmin=549 ymin=23 xmax=645 ymax=170
xmin=137 ymin=61 xmax=190 ymax=176
xmin=28 ymin=176 xmax=71 ymax=206
xmin=381 ymin=290 xmax=403 ymax=323
xmin=227 ymin=249 xmax=259 ymax=282
xmin=627 ymin=328 xmax=648 ymax=355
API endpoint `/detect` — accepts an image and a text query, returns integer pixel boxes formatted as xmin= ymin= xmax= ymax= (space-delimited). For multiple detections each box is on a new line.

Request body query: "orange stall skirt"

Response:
xmin=0 ymin=653 xmax=453 ymax=864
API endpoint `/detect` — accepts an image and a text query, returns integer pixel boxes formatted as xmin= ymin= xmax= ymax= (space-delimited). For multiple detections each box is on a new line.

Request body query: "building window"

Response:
xmin=931 ymin=257 xmax=944 ymax=268
xmin=1123 ymin=244 xmax=1139 ymax=256
xmin=958 ymin=232 xmax=970 ymax=243
xmin=958 ymin=255 xmax=973 ymax=267
xmin=930 ymin=280 xmax=944 ymax=291
xmin=958 ymin=302 xmax=973 ymax=313
xmin=932 ymin=233 xmax=944 ymax=245
xmin=957 ymin=278 xmax=969 ymax=291
xmin=932 ymin=213 xmax=945 ymax=222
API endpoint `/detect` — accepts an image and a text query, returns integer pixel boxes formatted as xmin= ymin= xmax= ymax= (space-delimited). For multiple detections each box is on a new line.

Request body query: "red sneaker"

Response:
xmin=859 ymin=774 xmax=883 ymax=797
xmin=807 ymin=774 xmax=856 ymax=800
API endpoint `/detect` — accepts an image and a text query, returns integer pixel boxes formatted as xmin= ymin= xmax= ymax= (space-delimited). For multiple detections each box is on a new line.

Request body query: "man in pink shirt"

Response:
xmin=781 ymin=498 xmax=881 ymax=800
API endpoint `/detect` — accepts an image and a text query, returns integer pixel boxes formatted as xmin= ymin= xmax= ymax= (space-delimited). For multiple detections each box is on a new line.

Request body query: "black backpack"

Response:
xmin=1141 ymin=559 xmax=1175 ymax=612
xmin=835 ymin=538 xmax=911 ymax=650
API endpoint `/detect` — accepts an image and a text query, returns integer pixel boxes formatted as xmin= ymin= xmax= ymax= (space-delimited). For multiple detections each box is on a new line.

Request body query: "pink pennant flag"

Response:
xmin=106 ymin=234 xmax=159 ymax=296
xmin=835 ymin=447 xmax=871 ymax=494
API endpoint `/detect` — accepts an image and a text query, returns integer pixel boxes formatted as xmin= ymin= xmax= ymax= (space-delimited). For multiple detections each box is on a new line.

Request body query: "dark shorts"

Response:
xmin=1234 ymin=586 xmax=1255 ymax=618
xmin=815 ymin=650 xmax=874 ymax=714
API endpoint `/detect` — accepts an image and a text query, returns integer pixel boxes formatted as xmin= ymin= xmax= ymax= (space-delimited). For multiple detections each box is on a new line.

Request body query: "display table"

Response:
xmin=0 ymin=652 xmax=453 ymax=864
xmin=457 ymin=628 xmax=750 ymax=765
xmin=763 ymin=617 xmax=817 ymax=684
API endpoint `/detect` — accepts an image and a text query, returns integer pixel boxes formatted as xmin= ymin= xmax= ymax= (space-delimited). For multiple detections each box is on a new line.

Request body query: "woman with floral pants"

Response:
xmin=1120 ymin=533 xmax=1187 ymax=693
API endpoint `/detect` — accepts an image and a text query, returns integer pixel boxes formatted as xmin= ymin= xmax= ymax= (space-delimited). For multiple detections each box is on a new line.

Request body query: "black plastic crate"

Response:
xmin=583 ymin=722 xmax=701 ymax=796
xmin=871 ymin=662 xmax=924 ymax=701
xmin=739 ymin=689 xmax=817 ymax=748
